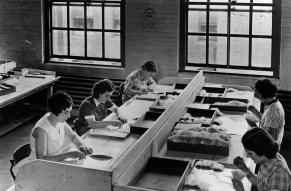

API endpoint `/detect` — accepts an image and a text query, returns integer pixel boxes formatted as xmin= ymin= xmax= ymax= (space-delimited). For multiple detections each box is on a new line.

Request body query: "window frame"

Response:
xmin=44 ymin=0 xmax=125 ymax=68
xmin=180 ymin=0 xmax=281 ymax=78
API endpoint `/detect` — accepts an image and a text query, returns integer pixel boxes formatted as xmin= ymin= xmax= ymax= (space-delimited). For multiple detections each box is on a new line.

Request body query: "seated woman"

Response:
xmin=30 ymin=92 xmax=93 ymax=162
xmin=74 ymin=79 xmax=123 ymax=136
xmin=123 ymin=61 xmax=157 ymax=102
xmin=247 ymin=79 xmax=285 ymax=146
xmin=232 ymin=128 xmax=291 ymax=191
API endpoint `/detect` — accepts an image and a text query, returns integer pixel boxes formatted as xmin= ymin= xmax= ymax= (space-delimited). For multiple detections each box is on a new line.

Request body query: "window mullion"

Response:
xmin=67 ymin=0 xmax=70 ymax=56
xmin=227 ymin=0 xmax=231 ymax=68
xmin=248 ymin=0 xmax=253 ymax=69
xmin=206 ymin=0 xmax=209 ymax=66
xmin=84 ymin=2 xmax=87 ymax=59
xmin=102 ymin=2 xmax=105 ymax=59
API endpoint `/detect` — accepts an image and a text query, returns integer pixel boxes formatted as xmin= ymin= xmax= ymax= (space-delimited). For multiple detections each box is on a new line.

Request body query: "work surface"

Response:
xmin=0 ymin=75 xmax=59 ymax=108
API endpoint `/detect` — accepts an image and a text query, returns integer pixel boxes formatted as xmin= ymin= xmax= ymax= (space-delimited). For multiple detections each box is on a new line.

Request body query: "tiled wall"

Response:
xmin=0 ymin=0 xmax=291 ymax=90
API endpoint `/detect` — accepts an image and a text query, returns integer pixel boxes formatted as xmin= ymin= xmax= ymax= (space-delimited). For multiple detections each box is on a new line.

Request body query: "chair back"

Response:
xmin=10 ymin=143 xmax=31 ymax=180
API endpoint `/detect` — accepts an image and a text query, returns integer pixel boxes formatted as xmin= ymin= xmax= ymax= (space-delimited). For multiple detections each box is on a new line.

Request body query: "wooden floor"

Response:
xmin=1 ymin=118 xmax=291 ymax=191
xmin=0 ymin=119 xmax=35 ymax=191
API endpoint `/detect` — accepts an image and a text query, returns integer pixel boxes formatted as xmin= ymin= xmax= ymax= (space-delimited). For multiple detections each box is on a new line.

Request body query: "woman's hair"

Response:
xmin=255 ymin=79 xmax=277 ymax=99
xmin=92 ymin=79 xmax=115 ymax=99
xmin=242 ymin=128 xmax=279 ymax=159
xmin=141 ymin=61 xmax=157 ymax=73
xmin=47 ymin=91 xmax=73 ymax=116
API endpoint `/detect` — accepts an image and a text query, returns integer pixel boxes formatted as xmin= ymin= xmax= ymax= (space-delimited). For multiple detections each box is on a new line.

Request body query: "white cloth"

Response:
xmin=30 ymin=113 xmax=75 ymax=159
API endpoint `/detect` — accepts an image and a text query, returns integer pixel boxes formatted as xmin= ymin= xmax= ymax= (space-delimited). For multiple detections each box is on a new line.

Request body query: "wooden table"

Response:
xmin=0 ymin=75 xmax=59 ymax=135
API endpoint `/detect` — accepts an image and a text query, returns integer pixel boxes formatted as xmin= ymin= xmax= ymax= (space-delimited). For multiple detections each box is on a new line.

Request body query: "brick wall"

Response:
xmin=1 ymin=0 xmax=291 ymax=90
xmin=0 ymin=1 xmax=43 ymax=69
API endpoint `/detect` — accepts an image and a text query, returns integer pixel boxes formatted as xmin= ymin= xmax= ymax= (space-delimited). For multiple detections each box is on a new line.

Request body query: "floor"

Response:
xmin=1 ymin=119 xmax=291 ymax=191
xmin=0 ymin=119 xmax=35 ymax=191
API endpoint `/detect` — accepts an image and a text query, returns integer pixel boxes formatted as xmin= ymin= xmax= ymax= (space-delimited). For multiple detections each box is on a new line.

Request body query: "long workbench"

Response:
xmin=12 ymin=71 xmax=258 ymax=191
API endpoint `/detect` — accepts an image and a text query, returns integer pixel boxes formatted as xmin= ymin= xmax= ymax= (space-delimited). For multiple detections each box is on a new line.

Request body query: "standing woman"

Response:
xmin=232 ymin=128 xmax=291 ymax=191
xmin=247 ymin=79 xmax=285 ymax=146
xmin=74 ymin=79 xmax=123 ymax=136
xmin=123 ymin=61 xmax=157 ymax=102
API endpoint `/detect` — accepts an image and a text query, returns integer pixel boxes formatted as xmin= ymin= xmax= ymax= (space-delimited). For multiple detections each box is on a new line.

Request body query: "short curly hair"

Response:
xmin=141 ymin=61 xmax=157 ymax=73
xmin=242 ymin=128 xmax=279 ymax=159
xmin=47 ymin=91 xmax=73 ymax=116
xmin=255 ymin=79 xmax=277 ymax=99
xmin=92 ymin=79 xmax=115 ymax=99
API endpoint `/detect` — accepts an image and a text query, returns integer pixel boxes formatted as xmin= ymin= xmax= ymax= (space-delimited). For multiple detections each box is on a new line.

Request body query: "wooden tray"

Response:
xmin=130 ymin=111 xmax=163 ymax=134
xmin=167 ymin=140 xmax=230 ymax=156
xmin=179 ymin=107 xmax=217 ymax=126
xmin=183 ymin=160 xmax=239 ymax=191
xmin=173 ymin=83 xmax=188 ymax=90
xmin=129 ymin=157 xmax=191 ymax=191
xmin=0 ymin=83 xmax=16 ymax=96
xmin=203 ymin=87 xmax=226 ymax=97
xmin=203 ymin=97 xmax=248 ymax=113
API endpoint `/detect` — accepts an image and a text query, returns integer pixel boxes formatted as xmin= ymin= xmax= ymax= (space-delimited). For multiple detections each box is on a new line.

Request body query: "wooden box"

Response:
xmin=130 ymin=111 xmax=163 ymax=134
xmin=203 ymin=87 xmax=226 ymax=97
xmin=117 ymin=157 xmax=191 ymax=191
xmin=173 ymin=83 xmax=188 ymax=90
xmin=167 ymin=139 xmax=230 ymax=156
xmin=205 ymin=97 xmax=248 ymax=113
xmin=179 ymin=107 xmax=217 ymax=126
xmin=0 ymin=83 xmax=16 ymax=96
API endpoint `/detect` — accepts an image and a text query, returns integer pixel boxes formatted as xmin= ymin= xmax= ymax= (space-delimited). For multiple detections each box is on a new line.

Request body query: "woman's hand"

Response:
xmin=247 ymin=105 xmax=257 ymax=113
xmin=67 ymin=150 xmax=86 ymax=160
xmin=79 ymin=146 xmax=93 ymax=156
xmin=233 ymin=156 xmax=250 ymax=173
xmin=232 ymin=179 xmax=245 ymax=191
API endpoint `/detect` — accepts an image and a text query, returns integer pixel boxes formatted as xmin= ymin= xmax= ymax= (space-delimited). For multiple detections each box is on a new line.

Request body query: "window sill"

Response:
xmin=185 ymin=66 xmax=274 ymax=78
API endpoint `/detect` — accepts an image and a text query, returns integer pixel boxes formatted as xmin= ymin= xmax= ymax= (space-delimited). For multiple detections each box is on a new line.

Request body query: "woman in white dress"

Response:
xmin=30 ymin=92 xmax=92 ymax=161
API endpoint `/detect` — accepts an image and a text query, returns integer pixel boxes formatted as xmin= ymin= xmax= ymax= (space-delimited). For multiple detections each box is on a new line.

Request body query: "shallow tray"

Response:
xmin=130 ymin=111 xmax=163 ymax=134
xmin=129 ymin=157 xmax=191 ymax=191
xmin=167 ymin=141 xmax=229 ymax=156
xmin=179 ymin=107 xmax=217 ymax=126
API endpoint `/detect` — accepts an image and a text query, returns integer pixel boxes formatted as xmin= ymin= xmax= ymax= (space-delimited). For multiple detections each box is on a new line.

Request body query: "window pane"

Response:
xmin=252 ymin=6 xmax=272 ymax=36
xmin=70 ymin=4 xmax=84 ymax=28
xmin=209 ymin=36 xmax=227 ymax=65
xmin=209 ymin=9 xmax=227 ymax=34
xmin=210 ymin=0 xmax=228 ymax=2
xmin=53 ymin=30 xmax=68 ymax=55
xmin=253 ymin=0 xmax=272 ymax=3
xmin=70 ymin=31 xmax=84 ymax=56
xmin=189 ymin=0 xmax=207 ymax=2
xmin=230 ymin=37 xmax=249 ymax=66
xmin=52 ymin=5 xmax=67 ymax=28
xmin=87 ymin=32 xmax=102 ymax=57
xmin=231 ymin=6 xmax=249 ymax=35
xmin=252 ymin=38 xmax=271 ymax=68
xmin=188 ymin=36 xmax=206 ymax=63
xmin=188 ymin=5 xmax=206 ymax=33
xmin=236 ymin=0 xmax=250 ymax=2
xmin=105 ymin=5 xmax=120 ymax=30
xmin=105 ymin=32 xmax=120 ymax=59
xmin=87 ymin=4 xmax=102 ymax=29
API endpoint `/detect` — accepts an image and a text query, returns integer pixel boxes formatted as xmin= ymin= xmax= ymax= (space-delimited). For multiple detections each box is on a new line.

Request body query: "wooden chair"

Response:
xmin=10 ymin=143 xmax=31 ymax=180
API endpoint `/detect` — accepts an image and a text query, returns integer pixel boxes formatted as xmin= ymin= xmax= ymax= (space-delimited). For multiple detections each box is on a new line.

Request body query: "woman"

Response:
xmin=123 ymin=60 xmax=157 ymax=102
xmin=30 ymin=92 xmax=93 ymax=162
xmin=74 ymin=79 xmax=123 ymax=136
xmin=232 ymin=128 xmax=291 ymax=191
xmin=247 ymin=79 xmax=285 ymax=145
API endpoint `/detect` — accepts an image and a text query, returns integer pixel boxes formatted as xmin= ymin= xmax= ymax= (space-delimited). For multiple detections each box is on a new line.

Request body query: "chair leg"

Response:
xmin=9 ymin=160 xmax=16 ymax=180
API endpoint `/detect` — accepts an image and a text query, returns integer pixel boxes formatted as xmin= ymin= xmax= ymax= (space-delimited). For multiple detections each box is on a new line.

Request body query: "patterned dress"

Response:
xmin=260 ymin=100 xmax=285 ymax=145
xmin=123 ymin=69 xmax=156 ymax=102
xmin=257 ymin=154 xmax=291 ymax=191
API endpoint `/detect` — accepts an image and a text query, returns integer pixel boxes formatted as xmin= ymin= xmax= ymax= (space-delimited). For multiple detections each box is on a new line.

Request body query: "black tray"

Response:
xmin=174 ymin=83 xmax=188 ymax=90
xmin=0 ymin=83 xmax=16 ymax=96
xmin=179 ymin=107 xmax=217 ymax=126
xmin=130 ymin=111 xmax=163 ymax=134
xmin=129 ymin=157 xmax=191 ymax=191
xmin=167 ymin=141 xmax=229 ymax=156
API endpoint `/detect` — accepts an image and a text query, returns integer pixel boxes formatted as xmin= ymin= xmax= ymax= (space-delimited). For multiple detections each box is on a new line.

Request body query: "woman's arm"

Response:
xmin=248 ymin=105 xmax=262 ymax=120
xmin=33 ymin=128 xmax=85 ymax=162
xmin=86 ymin=118 xmax=122 ymax=129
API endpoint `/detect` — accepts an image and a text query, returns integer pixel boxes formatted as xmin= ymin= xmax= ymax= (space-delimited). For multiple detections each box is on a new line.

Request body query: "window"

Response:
xmin=44 ymin=0 xmax=124 ymax=67
xmin=181 ymin=0 xmax=281 ymax=77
